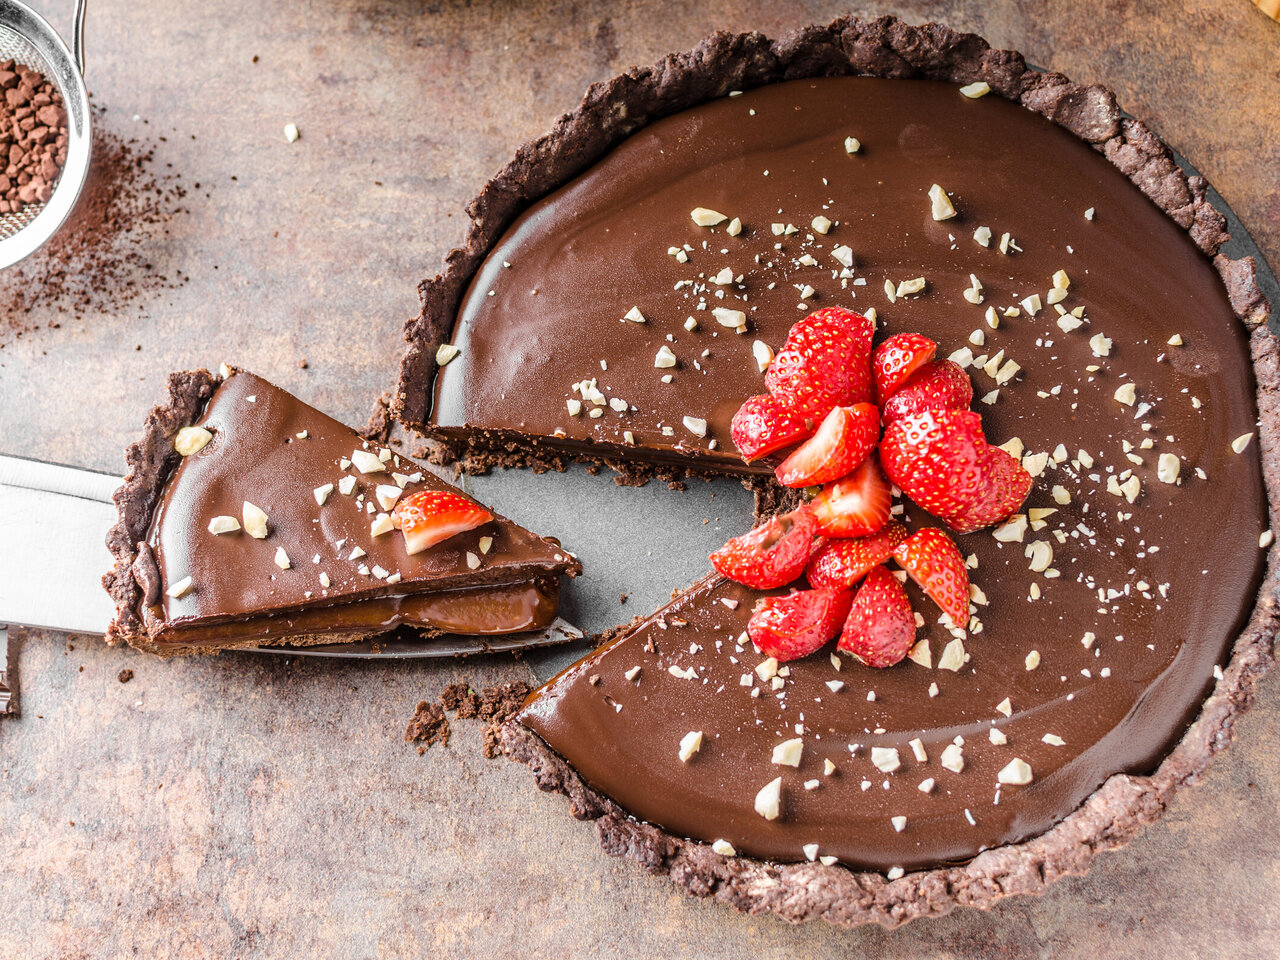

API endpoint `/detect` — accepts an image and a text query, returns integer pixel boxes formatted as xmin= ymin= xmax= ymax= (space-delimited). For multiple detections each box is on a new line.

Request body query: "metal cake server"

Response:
xmin=0 ymin=453 xmax=582 ymax=685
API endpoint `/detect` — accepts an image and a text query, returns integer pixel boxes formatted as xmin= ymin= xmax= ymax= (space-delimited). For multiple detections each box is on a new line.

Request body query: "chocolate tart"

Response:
xmin=103 ymin=368 xmax=580 ymax=657
xmin=395 ymin=16 xmax=1278 ymax=928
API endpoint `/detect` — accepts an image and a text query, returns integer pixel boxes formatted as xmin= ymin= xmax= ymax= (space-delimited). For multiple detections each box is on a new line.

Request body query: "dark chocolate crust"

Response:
xmin=394 ymin=14 xmax=1271 ymax=476
xmin=476 ymin=15 xmax=1278 ymax=928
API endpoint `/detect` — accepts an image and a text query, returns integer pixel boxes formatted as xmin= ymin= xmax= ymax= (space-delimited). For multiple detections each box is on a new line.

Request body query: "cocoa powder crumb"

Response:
xmin=407 ymin=680 xmax=533 ymax=758
xmin=404 ymin=700 xmax=449 ymax=752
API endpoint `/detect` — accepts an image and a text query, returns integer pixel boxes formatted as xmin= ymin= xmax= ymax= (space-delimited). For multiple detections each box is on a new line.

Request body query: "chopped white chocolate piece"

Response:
xmin=773 ymin=738 xmax=804 ymax=767
xmin=928 ymin=183 xmax=957 ymax=221
xmin=207 ymin=515 xmax=240 ymax=535
xmin=174 ymin=426 xmax=213 ymax=457
xmin=989 ymin=727 xmax=1008 ymax=745
xmin=678 ymin=730 xmax=703 ymax=762
xmin=242 ymin=501 xmax=269 ymax=539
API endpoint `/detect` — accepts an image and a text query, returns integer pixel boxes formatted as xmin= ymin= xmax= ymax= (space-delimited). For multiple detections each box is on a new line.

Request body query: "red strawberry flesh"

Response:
xmin=879 ymin=408 xmax=990 ymax=522
xmin=747 ymin=588 xmax=853 ymax=662
xmin=710 ymin=506 xmax=817 ymax=589
xmin=765 ymin=307 xmax=873 ymax=419
xmin=809 ymin=455 xmax=892 ymax=538
xmin=391 ymin=490 xmax=493 ymax=555
xmin=805 ymin=521 xmax=909 ymax=590
xmin=892 ymin=527 xmax=971 ymax=625
xmin=838 ymin=565 xmax=916 ymax=668
xmin=944 ymin=446 xmax=1034 ymax=534
xmin=880 ymin=359 xmax=974 ymax=424
xmin=730 ymin=393 xmax=814 ymax=462
xmin=774 ymin=402 xmax=879 ymax=488
xmin=873 ymin=332 xmax=937 ymax=404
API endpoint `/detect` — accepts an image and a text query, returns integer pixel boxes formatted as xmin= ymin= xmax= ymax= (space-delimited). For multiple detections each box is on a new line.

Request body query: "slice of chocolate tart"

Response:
xmin=103 ymin=368 xmax=580 ymax=657
xmin=449 ymin=16 xmax=1280 ymax=929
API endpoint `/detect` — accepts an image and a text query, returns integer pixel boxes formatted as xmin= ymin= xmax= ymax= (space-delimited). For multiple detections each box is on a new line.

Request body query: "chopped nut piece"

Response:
xmin=479 ymin=536 xmax=493 ymax=555
xmin=909 ymin=738 xmax=928 ymax=762
xmin=207 ymin=515 xmax=240 ymax=535
xmin=1232 ymin=433 xmax=1254 ymax=454
xmin=1261 ymin=530 xmax=1274 ymax=548
xmin=896 ymin=277 xmax=927 ymax=297
xmin=375 ymin=484 xmax=403 ymax=510
xmin=274 ymin=547 xmax=291 ymax=570
xmin=843 ymin=136 xmax=861 ymax=154
xmin=682 ymin=416 xmax=708 ymax=438
xmin=712 ymin=306 xmax=747 ymax=332
xmin=166 ymin=575 xmax=194 ymax=599
xmin=1089 ymin=333 xmax=1113 ymax=357
xmin=566 ymin=398 xmax=582 ymax=416
xmin=891 ymin=816 xmax=908 ymax=833
xmin=755 ymin=777 xmax=783 ymax=820
xmin=318 ymin=572 xmax=330 ymax=588
xmin=623 ymin=305 xmax=647 ymax=324
xmin=751 ymin=340 xmax=774 ymax=373
xmin=940 ymin=743 xmax=965 ymax=773
xmin=351 ymin=449 xmax=386 ymax=474
xmin=1157 ymin=453 xmax=1180 ymax=484
xmin=928 ymin=183 xmax=957 ymax=221
xmin=992 ymin=515 xmax=1028 ymax=543
xmin=338 ymin=476 xmax=357 ymax=496
xmin=711 ymin=839 xmax=736 ymax=856
xmin=938 ymin=638 xmax=967 ymax=672
xmin=710 ymin=266 xmax=735 ymax=285
xmin=466 ymin=551 xmax=481 ymax=570
xmin=907 ymin=638 xmax=932 ymax=668
xmin=831 ymin=244 xmax=855 ymax=268
xmin=1019 ymin=294 xmax=1042 ymax=316
xmin=726 ymin=217 xmax=742 ymax=237
xmin=313 ymin=483 xmax=334 ymax=506
xmin=1043 ymin=734 xmax=1066 ymax=747
xmin=435 ymin=343 xmax=460 ymax=366
xmin=1085 ymin=206 xmax=1096 ymax=220
xmin=973 ymin=225 xmax=992 ymax=247
xmin=1113 ymin=383 xmax=1137 ymax=406
xmin=1082 ymin=631 xmax=1096 ymax=649
xmin=823 ymin=758 xmax=836 ymax=776
xmin=679 ymin=730 xmax=703 ymax=762
xmin=1167 ymin=334 xmax=1183 ymax=346
xmin=690 ymin=207 xmax=726 ymax=226
xmin=811 ymin=215 xmax=832 ymax=235
xmin=995 ymin=697 xmax=1013 ymax=717
xmin=370 ymin=513 xmax=395 ymax=537
xmin=997 ymin=757 xmax=1034 ymax=786
xmin=242 ymin=501 xmax=269 ymax=539
xmin=959 ymin=80 xmax=991 ymax=98
xmin=802 ymin=842 xmax=820 ymax=861
xmin=870 ymin=746 xmax=901 ymax=773
xmin=174 ymin=426 xmax=213 ymax=457
xmin=773 ymin=738 xmax=804 ymax=767
xmin=1025 ymin=540 xmax=1053 ymax=573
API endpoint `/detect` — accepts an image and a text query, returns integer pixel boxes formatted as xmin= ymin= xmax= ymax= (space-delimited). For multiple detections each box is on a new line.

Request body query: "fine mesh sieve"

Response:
xmin=0 ymin=0 xmax=88 ymax=267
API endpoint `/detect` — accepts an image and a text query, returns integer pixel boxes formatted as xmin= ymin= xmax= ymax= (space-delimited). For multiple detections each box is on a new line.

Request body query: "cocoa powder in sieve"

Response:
xmin=0 ymin=60 xmax=68 ymax=214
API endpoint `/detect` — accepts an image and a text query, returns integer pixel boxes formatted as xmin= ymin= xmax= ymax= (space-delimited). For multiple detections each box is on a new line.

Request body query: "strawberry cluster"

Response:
xmin=715 ymin=307 xmax=1032 ymax=668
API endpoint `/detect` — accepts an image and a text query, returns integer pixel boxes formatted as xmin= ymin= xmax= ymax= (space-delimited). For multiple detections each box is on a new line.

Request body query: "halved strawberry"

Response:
xmin=838 ymin=565 xmax=916 ymax=668
xmin=944 ymin=446 xmax=1033 ymax=534
xmin=809 ymin=455 xmax=892 ymax=538
xmin=774 ymin=403 xmax=879 ymax=488
xmin=765 ymin=307 xmax=873 ymax=419
xmin=872 ymin=332 xmax=936 ymax=404
xmin=805 ymin=521 xmax=909 ymax=590
xmin=391 ymin=490 xmax=493 ymax=555
xmin=880 ymin=359 xmax=973 ymax=424
xmin=747 ymin=588 xmax=853 ymax=662
xmin=879 ymin=409 xmax=990 ymax=522
xmin=892 ymin=528 xmax=970 ymax=625
xmin=710 ymin=506 xmax=817 ymax=589
xmin=730 ymin=393 xmax=814 ymax=462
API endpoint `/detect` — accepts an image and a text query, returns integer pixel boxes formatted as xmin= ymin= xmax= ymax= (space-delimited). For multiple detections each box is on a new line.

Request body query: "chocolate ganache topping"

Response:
xmin=489 ymin=78 xmax=1266 ymax=870
xmin=132 ymin=371 xmax=577 ymax=650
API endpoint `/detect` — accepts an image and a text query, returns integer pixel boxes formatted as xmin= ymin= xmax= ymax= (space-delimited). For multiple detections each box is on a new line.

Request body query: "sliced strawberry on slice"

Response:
xmin=872 ymin=332 xmax=936 ymax=404
xmin=710 ymin=506 xmax=817 ymax=589
xmin=892 ymin=528 xmax=971 ymax=626
xmin=838 ymin=565 xmax=916 ymax=668
xmin=730 ymin=393 xmax=814 ymax=462
xmin=391 ymin=490 xmax=493 ymax=555
xmin=765 ymin=307 xmax=874 ymax=419
xmin=805 ymin=521 xmax=909 ymax=590
xmin=747 ymin=588 xmax=854 ymax=662
xmin=809 ymin=455 xmax=892 ymax=538
xmin=774 ymin=402 xmax=879 ymax=488
xmin=880 ymin=359 xmax=973 ymax=424
xmin=879 ymin=408 xmax=990 ymax=522
xmin=944 ymin=446 xmax=1034 ymax=534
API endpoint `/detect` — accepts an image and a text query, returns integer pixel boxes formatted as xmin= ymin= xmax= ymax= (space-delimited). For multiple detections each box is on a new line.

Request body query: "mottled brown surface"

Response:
xmin=0 ymin=1 xmax=1278 ymax=956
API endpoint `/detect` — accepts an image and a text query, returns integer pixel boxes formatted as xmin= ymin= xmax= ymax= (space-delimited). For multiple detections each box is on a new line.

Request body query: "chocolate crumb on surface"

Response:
xmin=359 ymin=392 xmax=394 ymax=444
xmin=404 ymin=700 xmax=450 ymax=753
xmin=117 ymin=668 xmax=133 ymax=684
